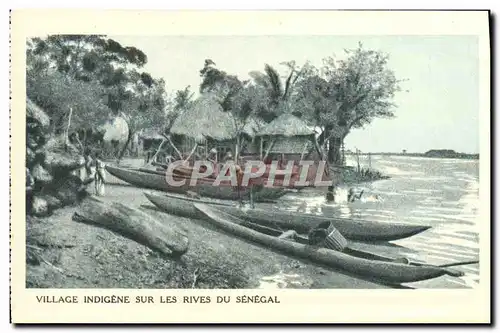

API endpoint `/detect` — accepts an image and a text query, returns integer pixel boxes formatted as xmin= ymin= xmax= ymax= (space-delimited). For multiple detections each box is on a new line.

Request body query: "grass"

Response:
xmin=335 ymin=166 xmax=390 ymax=186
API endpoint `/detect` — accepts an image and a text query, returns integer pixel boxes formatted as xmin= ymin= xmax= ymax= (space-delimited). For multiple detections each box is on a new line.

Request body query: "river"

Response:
xmin=276 ymin=155 xmax=480 ymax=289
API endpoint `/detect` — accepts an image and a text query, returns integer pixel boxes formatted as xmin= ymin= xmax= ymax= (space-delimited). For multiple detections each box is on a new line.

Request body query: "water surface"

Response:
xmin=276 ymin=155 xmax=480 ymax=288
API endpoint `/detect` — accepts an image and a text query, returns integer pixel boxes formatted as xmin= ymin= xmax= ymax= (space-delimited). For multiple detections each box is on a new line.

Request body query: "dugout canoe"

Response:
xmin=144 ymin=192 xmax=431 ymax=242
xmin=154 ymin=160 xmax=318 ymax=189
xmin=192 ymin=203 xmax=462 ymax=285
xmin=106 ymin=165 xmax=287 ymax=202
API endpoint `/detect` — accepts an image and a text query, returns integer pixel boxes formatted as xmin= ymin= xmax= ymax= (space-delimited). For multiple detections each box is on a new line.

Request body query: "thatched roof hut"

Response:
xmin=242 ymin=116 xmax=266 ymax=137
xmin=257 ymin=113 xmax=315 ymax=137
xmin=169 ymin=94 xmax=236 ymax=143
xmin=256 ymin=113 xmax=317 ymax=156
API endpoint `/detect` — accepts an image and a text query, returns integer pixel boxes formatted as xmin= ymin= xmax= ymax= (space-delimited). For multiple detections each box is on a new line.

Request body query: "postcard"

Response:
xmin=10 ymin=9 xmax=491 ymax=324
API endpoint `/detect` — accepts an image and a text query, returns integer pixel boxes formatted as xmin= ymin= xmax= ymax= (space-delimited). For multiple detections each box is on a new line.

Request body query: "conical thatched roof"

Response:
xmin=241 ymin=116 xmax=266 ymax=137
xmin=257 ymin=113 xmax=315 ymax=137
xmin=170 ymin=94 xmax=237 ymax=142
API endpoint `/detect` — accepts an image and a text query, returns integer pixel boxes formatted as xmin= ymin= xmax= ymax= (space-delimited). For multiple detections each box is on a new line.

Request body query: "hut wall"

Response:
xmin=206 ymin=138 xmax=235 ymax=161
xmin=268 ymin=136 xmax=311 ymax=155
xmin=243 ymin=137 xmax=260 ymax=155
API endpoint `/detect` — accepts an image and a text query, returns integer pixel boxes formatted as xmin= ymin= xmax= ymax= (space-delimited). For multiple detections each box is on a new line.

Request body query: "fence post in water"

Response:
xmin=356 ymin=148 xmax=361 ymax=174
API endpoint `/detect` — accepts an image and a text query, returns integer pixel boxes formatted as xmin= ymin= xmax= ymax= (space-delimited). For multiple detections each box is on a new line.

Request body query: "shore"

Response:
xmin=333 ymin=166 xmax=390 ymax=186
xmin=26 ymin=169 xmax=394 ymax=289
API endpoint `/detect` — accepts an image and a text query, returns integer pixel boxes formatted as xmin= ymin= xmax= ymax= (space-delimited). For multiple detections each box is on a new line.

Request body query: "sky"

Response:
xmin=110 ymin=35 xmax=479 ymax=154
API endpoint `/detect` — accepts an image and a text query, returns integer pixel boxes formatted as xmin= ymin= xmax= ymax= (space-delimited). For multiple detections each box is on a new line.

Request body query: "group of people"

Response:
xmin=325 ymin=186 xmax=370 ymax=203
xmin=79 ymin=150 xmax=107 ymax=196
xmin=203 ymin=148 xmax=235 ymax=164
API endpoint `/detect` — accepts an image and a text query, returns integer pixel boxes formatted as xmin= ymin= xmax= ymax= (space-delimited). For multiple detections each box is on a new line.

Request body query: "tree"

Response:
xmin=292 ymin=74 xmax=339 ymax=157
xmin=27 ymin=35 xmax=169 ymax=159
xmin=27 ymin=69 xmax=111 ymax=136
xmin=173 ymin=85 xmax=195 ymax=112
xmin=199 ymin=59 xmax=245 ymax=112
xmin=27 ymin=36 xmax=148 ymax=115
xmin=296 ymin=43 xmax=405 ymax=164
xmin=116 ymin=74 xmax=169 ymax=161
xmin=248 ymin=61 xmax=316 ymax=122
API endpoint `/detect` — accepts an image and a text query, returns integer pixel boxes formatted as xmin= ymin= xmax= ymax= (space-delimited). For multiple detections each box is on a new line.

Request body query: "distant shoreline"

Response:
xmin=346 ymin=149 xmax=479 ymax=160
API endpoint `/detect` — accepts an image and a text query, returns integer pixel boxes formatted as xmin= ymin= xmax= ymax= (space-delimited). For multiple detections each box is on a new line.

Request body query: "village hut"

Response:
xmin=256 ymin=113 xmax=320 ymax=162
xmin=137 ymin=128 xmax=169 ymax=162
xmin=138 ymin=128 xmax=164 ymax=150
xmin=79 ymin=114 xmax=130 ymax=158
xmin=236 ymin=116 xmax=266 ymax=158
xmin=169 ymin=93 xmax=260 ymax=162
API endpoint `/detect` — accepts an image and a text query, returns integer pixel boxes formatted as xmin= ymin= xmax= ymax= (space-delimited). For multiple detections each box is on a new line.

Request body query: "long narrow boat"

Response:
xmin=212 ymin=205 xmax=431 ymax=242
xmin=106 ymin=165 xmax=288 ymax=202
xmin=193 ymin=203 xmax=463 ymax=285
xmin=144 ymin=192 xmax=431 ymax=242
xmin=154 ymin=160 xmax=322 ymax=189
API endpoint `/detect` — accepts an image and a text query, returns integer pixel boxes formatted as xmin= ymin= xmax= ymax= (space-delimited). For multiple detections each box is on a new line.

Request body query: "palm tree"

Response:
xmin=248 ymin=62 xmax=301 ymax=122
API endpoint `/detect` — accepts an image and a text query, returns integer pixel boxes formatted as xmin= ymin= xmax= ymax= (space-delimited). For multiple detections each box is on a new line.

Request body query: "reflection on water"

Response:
xmin=276 ymin=155 xmax=480 ymax=289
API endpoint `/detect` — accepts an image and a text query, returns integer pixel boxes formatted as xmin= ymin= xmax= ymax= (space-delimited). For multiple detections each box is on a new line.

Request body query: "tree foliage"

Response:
xmin=197 ymin=44 xmax=404 ymax=164
xmin=174 ymin=85 xmax=195 ymax=112
xmin=26 ymin=35 xmax=170 ymax=159
xmin=27 ymin=70 xmax=110 ymax=134
xmin=292 ymin=43 xmax=404 ymax=162
xmin=26 ymin=36 xmax=404 ymax=165
xmin=199 ymin=59 xmax=245 ymax=112
xmin=319 ymin=42 xmax=403 ymax=138
xmin=248 ymin=61 xmax=315 ymax=122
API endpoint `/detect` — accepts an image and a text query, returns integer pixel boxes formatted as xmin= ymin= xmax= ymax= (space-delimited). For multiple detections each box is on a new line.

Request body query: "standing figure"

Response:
xmin=94 ymin=153 xmax=106 ymax=196
xmin=326 ymin=185 xmax=336 ymax=203
xmin=207 ymin=148 xmax=218 ymax=163
xmin=83 ymin=151 xmax=95 ymax=182
xmin=223 ymin=151 xmax=234 ymax=163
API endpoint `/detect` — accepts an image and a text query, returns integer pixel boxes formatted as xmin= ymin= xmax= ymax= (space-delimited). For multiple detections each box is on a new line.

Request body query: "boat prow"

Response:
xmin=192 ymin=203 xmax=462 ymax=285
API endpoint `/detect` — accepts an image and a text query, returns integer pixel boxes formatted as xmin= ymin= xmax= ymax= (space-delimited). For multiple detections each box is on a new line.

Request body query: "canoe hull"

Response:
xmin=215 ymin=205 xmax=431 ymax=242
xmin=193 ymin=203 xmax=453 ymax=285
xmin=144 ymin=191 xmax=234 ymax=219
xmin=107 ymin=165 xmax=287 ymax=202
xmin=144 ymin=192 xmax=430 ymax=242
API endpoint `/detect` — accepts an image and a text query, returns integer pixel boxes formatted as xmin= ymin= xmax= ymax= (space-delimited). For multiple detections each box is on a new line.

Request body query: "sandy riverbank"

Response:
xmin=26 ymin=174 xmax=396 ymax=289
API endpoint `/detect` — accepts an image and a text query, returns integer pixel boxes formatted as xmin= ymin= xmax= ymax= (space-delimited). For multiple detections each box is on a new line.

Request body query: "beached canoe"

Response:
xmin=192 ymin=203 xmax=463 ymax=285
xmin=144 ymin=192 xmax=431 ymax=242
xmin=154 ymin=160 xmax=321 ymax=189
xmin=213 ymin=205 xmax=431 ymax=242
xmin=106 ymin=165 xmax=287 ymax=202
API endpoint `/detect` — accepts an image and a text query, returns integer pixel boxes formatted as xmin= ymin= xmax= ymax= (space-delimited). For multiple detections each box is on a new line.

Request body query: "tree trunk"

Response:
xmin=235 ymin=135 xmax=240 ymax=162
xmin=327 ymin=136 xmax=343 ymax=165
xmin=317 ymin=126 xmax=329 ymax=146
xmin=72 ymin=198 xmax=189 ymax=258
xmin=262 ymin=138 xmax=276 ymax=161
xmin=117 ymin=130 xmax=134 ymax=162
xmin=259 ymin=137 xmax=263 ymax=160
xmin=64 ymin=107 xmax=73 ymax=149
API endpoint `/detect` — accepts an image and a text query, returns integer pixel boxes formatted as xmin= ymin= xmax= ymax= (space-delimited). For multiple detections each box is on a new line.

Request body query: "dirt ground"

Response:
xmin=26 ymin=159 xmax=395 ymax=289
